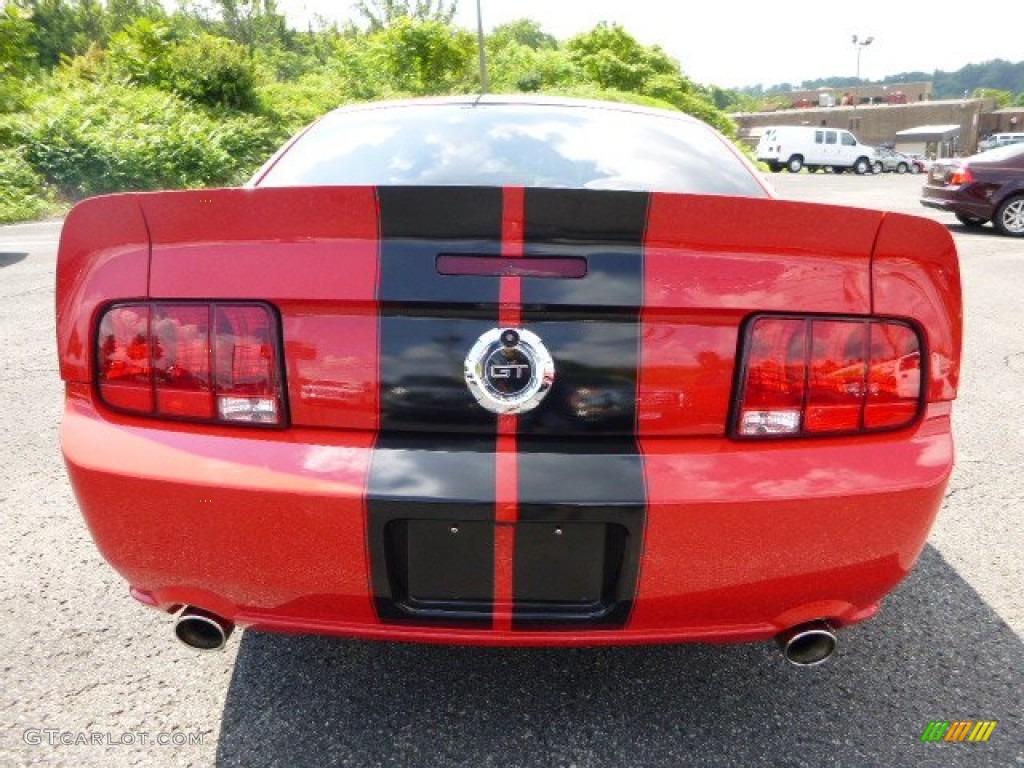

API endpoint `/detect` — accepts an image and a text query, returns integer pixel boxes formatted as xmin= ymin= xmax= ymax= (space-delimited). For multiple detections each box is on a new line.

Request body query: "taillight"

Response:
xmin=735 ymin=315 xmax=923 ymax=438
xmin=949 ymin=165 xmax=974 ymax=186
xmin=97 ymin=302 xmax=283 ymax=426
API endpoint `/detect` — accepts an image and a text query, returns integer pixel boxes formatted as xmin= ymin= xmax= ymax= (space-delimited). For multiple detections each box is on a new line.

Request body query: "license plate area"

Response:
xmin=381 ymin=519 xmax=632 ymax=626
xmin=514 ymin=522 xmax=623 ymax=617
xmin=406 ymin=519 xmax=494 ymax=606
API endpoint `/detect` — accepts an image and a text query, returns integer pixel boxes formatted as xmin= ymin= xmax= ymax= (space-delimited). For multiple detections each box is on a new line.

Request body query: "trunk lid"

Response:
xmin=138 ymin=186 xmax=881 ymax=438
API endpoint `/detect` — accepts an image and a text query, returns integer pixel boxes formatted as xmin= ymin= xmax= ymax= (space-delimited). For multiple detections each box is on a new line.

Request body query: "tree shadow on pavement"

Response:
xmin=216 ymin=545 xmax=1022 ymax=767
xmin=0 ymin=252 xmax=28 ymax=268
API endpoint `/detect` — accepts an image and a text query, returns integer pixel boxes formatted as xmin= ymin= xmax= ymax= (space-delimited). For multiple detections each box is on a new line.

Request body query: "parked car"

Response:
xmin=904 ymin=152 xmax=930 ymax=173
xmin=920 ymin=143 xmax=1024 ymax=236
xmin=57 ymin=95 xmax=962 ymax=665
xmin=977 ymin=132 xmax=1024 ymax=153
xmin=872 ymin=147 xmax=920 ymax=174
xmin=756 ymin=125 xmax=877 ymax=174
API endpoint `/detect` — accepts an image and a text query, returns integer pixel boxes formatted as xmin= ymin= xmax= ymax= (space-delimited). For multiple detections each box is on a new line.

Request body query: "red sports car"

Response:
xmin=57 ymin=96 xmax=962 ymax=666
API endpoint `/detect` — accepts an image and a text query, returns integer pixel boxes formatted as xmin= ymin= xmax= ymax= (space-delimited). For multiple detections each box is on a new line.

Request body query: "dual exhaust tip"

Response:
xmin=172 ymin=607 xmax=838 ymax=664
xmin=174 ymin=606 xmax=234 ymax=651
xmin=776 ymin=620 xmax=838 ymax=666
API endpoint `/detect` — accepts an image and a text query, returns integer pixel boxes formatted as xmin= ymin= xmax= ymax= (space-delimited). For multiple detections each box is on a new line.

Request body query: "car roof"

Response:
xmin=319 ymin=93 xmax=709 ymax=126
xmin=973 ymin=143 xmax=1024 ymax=162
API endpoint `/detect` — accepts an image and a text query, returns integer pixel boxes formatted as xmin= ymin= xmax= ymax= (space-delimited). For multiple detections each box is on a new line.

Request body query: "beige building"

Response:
xmin=980 ymin=107 xmax=1024 ymax=135
xmin=734 ymin=97 xmax=998 ymax=157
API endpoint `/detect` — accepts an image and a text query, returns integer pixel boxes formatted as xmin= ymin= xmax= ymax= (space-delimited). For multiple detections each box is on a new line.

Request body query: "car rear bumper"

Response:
xmin=920 ymin=190 xmax=994 ymax=220
xmin=62 ymin=384 xmax=954 ymax=646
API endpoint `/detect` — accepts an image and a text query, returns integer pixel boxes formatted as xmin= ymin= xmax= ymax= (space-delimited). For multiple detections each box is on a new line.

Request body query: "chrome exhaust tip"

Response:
xmin=776 ymin=621 xmax=837 ymax=666
xmin=174 ymin=606 xmax=234 ymax=651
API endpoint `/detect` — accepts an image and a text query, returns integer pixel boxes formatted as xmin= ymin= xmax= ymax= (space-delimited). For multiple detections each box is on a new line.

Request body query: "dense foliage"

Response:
xmin=0 ymin=0 xmax=744 ymax=223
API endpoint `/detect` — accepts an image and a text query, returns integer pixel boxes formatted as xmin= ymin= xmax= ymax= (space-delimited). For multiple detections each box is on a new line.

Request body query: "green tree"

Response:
xmin=15 ymin=0 xmax=79 ymax=67
xmin=0 ymin=4 xmax=38 ymax=111
xmin=0 ymin=5 xmax=37 ymax=72
xmin=489 ymin=19 xmax=556 ymax=51
xmin=355 ymin=0 xmax=457 ymax=31
xmin=708 ymin=85 xmax=760 ymax=113
xmin=973 ymin=87 xmax=1014 ymax=108
xmin=103 ymin=0 xmax=165 ymax=35
xmin=566 ymin=23 xmax=679 ymax=93
xmin=105 ymin=17 xmax=175 ymax=87
xmin=562 ymin=22 xmax=733 ymax=134
xmin=366 ymin=16 xmax=474 ymax=95
xmin=214 ymin=0 xmax=289 ymax=51
xmin=71 ymin=0 xmax=104 ymax=50
xmin=486 ymin=42 xmax=577 ymax=93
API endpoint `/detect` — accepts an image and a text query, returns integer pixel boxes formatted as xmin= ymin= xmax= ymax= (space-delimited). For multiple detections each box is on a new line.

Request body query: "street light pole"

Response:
xmin=475 ymin=0 xmax=489 ymax=94
xmin=851 ymin=35 xmax=874 ymax=109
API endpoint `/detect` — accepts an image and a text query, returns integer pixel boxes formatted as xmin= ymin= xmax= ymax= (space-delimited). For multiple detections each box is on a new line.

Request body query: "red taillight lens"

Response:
xmin=804 ymin=319 xmax=868 ymax=434
xmin=736 ymin=315 xmax=922 ymax=438
xmin=153 ymin=303 xmax=213 ymax=419
xmin=865 ymin=322 xmax=921 ymax=429
xmin=735 ymin=317 xmax=806 ymax=436
xmin=949 ymin=165 xmax=974 ymax=186
xmin=97 ymin=302 xmax=282 ymax=426
xmin=97 ymin=305 xmax=153 ymax=413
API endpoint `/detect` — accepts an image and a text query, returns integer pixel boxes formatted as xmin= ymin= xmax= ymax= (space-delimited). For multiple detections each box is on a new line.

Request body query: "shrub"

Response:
xmin=487 ymin=44 xmax=579 ymax=93
xmin=22 ymin=81 xmax=280 ymax=197
xmin=257 ymin=72 xmax=350 ymax=134
xmin=163 ymin=34 xmax=258 ymax=111
xmin=0 ymin=148 xmax=59 ymax=224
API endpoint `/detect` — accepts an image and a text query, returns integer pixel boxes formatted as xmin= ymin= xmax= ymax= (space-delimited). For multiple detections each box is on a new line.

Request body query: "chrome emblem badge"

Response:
xmin=464 ymin=328 xmax=554 ymax=414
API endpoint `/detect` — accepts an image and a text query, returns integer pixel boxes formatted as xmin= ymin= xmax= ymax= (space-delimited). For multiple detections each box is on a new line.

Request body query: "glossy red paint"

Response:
xmin=61 ymin=384 xmax=951 ymax=644
xmin=56 ymin=195 xmax=150 ymax=383
xmin=638 ymin=195 xmax=878 ymax=438
xmin=58 ymin=186 xmax=961 ymax=647
xmin=494 ymin=187 xmax=525 ymax=631
xmin=872 ymin=213 xmax=962 ymax=402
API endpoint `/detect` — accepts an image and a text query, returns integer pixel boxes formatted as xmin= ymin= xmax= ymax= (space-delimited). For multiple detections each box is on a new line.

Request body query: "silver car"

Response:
xmin=872 ymin=148 xmax=920 ymax=174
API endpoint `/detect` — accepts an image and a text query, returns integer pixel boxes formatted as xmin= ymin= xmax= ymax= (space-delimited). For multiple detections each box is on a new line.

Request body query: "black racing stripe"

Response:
xmin=376 ymin=186 xmax=503 ymax=434
xmin=513 ymin=443 xmax=646 ymax=629
xmin=521 ymin=188 xmax=648 ymax=310
xmin=514 ymin=189 xmax=649 ymax=629
xmin=522 ymin=188 xmax=652 ymax=244
xmin=515 ymin=320 xmax=640 ymax=436
xmin=517 ymin=188 xmax=647 ymax=436
xmin=368 ymin=187 xmax=503 ymax=626
xmin=367 ymin=436 xmax=497 ymax=625
xmin=377 ymin=186 xmax=503 ymax=306
xmin=377 ymin=315 xmax=498 ymax=434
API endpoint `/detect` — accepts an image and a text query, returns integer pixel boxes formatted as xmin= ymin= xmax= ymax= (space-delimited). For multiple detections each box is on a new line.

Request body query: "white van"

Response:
xmin=978 ymin=133 xmax=1024 ymax=152
xmin=756 ymin=126 xmax=877 ymax=174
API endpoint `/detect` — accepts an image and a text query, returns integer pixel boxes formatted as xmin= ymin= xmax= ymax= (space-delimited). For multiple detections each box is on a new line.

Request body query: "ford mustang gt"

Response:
xmin=57 ymin=95 xmax=962 ymax=665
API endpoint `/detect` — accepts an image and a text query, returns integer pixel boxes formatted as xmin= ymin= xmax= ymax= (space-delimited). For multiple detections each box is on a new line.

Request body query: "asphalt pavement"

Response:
xmin=1 ymin=176 xmax=1021 ymax=766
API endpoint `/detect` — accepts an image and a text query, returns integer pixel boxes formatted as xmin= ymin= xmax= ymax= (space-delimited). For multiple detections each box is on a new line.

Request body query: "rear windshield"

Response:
xmin=257 ymin=102 xmax=768 ymax=197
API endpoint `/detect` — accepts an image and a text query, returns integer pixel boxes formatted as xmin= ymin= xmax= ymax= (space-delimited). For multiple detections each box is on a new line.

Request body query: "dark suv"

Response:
xmin=920 ymin=144 xmax=1024 ymax=236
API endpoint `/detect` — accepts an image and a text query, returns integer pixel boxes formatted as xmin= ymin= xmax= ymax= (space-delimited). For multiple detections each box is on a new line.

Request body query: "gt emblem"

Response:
xmin=489 ymin=363 xmax=529 ymax=379
xmin=464 ymin=328 xmax=555 ymax=414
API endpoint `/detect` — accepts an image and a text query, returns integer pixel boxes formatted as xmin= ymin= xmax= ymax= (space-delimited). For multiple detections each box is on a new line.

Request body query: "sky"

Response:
xmin=275 ymin=0 xmax=1024 ymax=89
